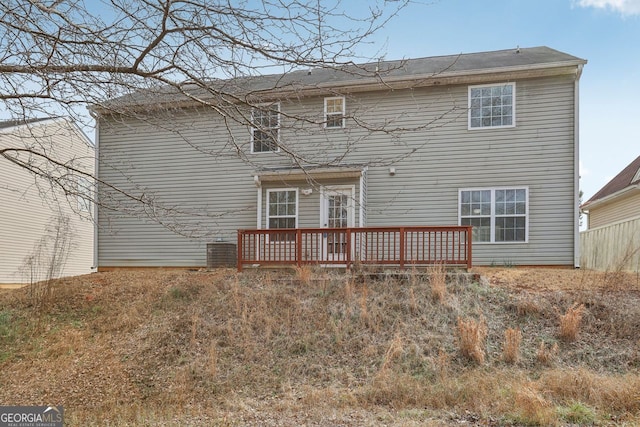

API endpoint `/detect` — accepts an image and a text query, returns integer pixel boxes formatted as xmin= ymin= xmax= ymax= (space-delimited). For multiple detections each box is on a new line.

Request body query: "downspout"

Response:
xmin=92 ymin=116 xmax=100 ymax=272
xmin=574 ymin=64 xmax=583 ymax=268
xmin=359 ymin=167 xmax=367 ymax=227
xmin=255 ymin=177 xmax=262 ymax=262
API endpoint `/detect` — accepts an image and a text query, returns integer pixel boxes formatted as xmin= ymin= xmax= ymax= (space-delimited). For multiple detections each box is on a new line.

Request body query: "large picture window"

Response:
xmin=252 ymin=103 xmax=280 ymax=152
xmin=469 ymin=83 xmax=515 ymax=129
xmin=459 ymin=187 xmax=527 ymax=243
xmin=267 ymin=189 xmax=297 ymax=241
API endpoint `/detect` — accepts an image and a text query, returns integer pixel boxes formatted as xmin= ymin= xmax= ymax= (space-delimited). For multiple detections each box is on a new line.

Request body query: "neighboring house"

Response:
xmin=581 ymin=155 xmax=640 ymax=229
xmin=0 ymin=117 xmax=95 ymax=284
xmin=96 ymin=46 xmax=586 ymax=268
xmin=580 ymin=156 xmax=640 ymax=271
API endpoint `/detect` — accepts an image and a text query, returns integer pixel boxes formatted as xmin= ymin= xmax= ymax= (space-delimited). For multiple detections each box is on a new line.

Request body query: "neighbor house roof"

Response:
xmin=582 ymin=155 xmax=640 ymax=210
xmin=96 ymin=46 xmax=586 ymax=112
xmin=0 ymin=117 xmax=52 ymax=130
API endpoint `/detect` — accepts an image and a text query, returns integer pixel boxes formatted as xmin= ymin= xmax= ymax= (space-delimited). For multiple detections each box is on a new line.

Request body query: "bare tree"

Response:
xmin=1 ymin=0 xmax=463 ymax=239
xmin=0 ymin=1 xmax=419 ymax=224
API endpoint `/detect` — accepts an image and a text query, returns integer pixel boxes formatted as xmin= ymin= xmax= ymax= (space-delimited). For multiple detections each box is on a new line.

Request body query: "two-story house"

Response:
xmin=95 ymin=46 xmax=586 ymax=269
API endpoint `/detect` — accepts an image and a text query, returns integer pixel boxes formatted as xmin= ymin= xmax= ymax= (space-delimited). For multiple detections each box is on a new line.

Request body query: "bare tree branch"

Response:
xmin=0 ymin=0 xmax=465 ymax=237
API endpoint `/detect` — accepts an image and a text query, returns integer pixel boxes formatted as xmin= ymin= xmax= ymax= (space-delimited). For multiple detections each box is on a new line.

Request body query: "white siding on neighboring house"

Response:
xmin=0 ymin=118 xmax=95 ymax=283
xmin=588 ymin=192 xmax=640 ymax=229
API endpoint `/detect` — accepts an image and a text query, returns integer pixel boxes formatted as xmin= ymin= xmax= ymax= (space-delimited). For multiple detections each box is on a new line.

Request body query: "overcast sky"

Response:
xmin=358 ymin=0 xmax=640 ymax=202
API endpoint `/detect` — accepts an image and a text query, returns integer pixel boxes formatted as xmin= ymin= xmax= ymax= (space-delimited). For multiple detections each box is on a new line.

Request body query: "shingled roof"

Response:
xmin=96 ymin=46 xmax=586 ymax=112
xmin=583 ymin=155 xmax=640 ymax=208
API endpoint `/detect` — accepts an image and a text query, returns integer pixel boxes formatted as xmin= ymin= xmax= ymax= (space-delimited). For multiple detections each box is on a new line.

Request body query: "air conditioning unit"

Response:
xmin=206 ymin=242 xmax=237 ymax=269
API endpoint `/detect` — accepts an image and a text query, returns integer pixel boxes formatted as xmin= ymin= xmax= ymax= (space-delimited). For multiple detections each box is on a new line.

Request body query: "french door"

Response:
xmin=321 ymin=188 xmax=354 ymax=261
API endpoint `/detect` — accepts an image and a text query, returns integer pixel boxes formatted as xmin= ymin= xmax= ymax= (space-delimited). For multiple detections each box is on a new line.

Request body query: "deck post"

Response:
xmin=466 ymin=226 xmax=473 ymax=270
xmin=399 ymin=227 xmax=405 ymax=269
xmin=237 ymin=230 xmax=243 ymax=272
xmin=346 ymin=228 xmax=352 ymax=269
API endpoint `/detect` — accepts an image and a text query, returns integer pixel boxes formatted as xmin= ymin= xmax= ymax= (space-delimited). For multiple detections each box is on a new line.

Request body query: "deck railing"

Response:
xmin=237 ymin=226 xmax=472 ymax=271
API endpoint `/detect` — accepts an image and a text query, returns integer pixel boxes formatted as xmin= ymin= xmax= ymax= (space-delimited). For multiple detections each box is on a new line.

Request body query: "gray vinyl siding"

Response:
xmin=260 ymin=178 xmax=361 ymax=229
xmin=98 ymin=74 xmax=577 ymax=267
xmin=0 ymin=119 xmax=95 ymax=283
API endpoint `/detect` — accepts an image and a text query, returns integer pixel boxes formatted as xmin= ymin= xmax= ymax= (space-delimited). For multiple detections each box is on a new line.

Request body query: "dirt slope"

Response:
xmin=0 ymin=268 xmax=638 ymax=426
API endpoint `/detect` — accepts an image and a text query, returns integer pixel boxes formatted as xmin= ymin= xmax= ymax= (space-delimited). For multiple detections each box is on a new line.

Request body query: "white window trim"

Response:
xmin=324 ymin=96 xmax=345 ymax=129
xmin=468 ymin=82 xmax=516 ymax=130
xmin=266 ymin=188 xmax=299 ymax=230
xmin=251 ymin=102 xmax=281 ymax=153
xmin=458 ymin=186 xmax=529 ymax=244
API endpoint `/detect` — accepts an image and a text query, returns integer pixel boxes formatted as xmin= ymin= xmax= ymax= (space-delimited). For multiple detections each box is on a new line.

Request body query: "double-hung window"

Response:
xmin=267 ymin=189 xmax=298 ymax=241
xmin=252 ymin=103 xmax=280 ymax=153
xmin=324 ymin=96 xmax=345 ymax=128
xmin=469 ymin=83 xmax=515 ymax=129
xmin=459 ymin=188 xmax=528 ymax=243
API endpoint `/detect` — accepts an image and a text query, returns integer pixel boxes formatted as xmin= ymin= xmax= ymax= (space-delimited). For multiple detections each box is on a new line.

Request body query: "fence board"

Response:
xmin=580 ymin=216 xmax=640 ymax=272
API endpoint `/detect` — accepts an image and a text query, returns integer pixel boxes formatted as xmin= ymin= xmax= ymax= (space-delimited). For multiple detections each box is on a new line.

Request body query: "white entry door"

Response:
xmin=321 ymin=188 xmax=354 ymax=261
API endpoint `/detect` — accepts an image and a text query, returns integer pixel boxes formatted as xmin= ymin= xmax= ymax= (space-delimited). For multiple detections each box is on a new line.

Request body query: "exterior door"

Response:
xmin=322 ymin=188 xmax=354 ymax=261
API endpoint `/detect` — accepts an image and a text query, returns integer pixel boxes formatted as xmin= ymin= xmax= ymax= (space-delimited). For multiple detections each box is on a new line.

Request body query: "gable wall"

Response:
xmin=98 ymin=74 xmax=577 ymax=267
xmin=0 ymin=120 xmax=95 ymax=283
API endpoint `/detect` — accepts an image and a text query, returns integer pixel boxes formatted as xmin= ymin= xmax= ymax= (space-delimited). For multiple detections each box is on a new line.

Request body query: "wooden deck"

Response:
xmin=237 ymin=226 xmax=472 ymax=271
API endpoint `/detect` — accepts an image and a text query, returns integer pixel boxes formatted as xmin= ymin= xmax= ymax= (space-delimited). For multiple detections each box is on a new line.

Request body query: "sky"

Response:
xmin=4 ymin=0 xmax=637 ymax=204
xmin=355 ymin=0 xmax=640 ymax=204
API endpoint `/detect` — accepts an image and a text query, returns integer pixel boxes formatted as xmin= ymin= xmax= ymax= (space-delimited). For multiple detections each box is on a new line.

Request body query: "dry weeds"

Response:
xmin=429 ymin=262 xmax=447 ymax=303
xmin=0 ymin=267 xmax=638 ymax=426
xmin=559 ymin=303 xmax=586 ymax=342
xmin=502 ymin=327 xmax=522 ymax=364
xmin=456 ymin=315 xmax=488 ymax=364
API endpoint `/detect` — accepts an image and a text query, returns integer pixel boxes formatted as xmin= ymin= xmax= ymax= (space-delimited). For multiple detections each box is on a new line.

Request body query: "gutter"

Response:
xmin=581 ymin=183 xmax=640 ymax=212
xmin=92 ymin=60 xmax=587 ymax=115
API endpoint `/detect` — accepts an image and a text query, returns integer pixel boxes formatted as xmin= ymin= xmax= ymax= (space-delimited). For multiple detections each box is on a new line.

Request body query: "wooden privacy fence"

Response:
xmin=237 ymin=226 xmax=472 ymax=271
xmin=580 ymin=216 xmax=640 ymax=272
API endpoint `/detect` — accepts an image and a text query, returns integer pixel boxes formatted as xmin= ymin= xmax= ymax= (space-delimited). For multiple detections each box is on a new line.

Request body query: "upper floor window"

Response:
xmin=324 ymin=96 xmax=345 ymax=129
xmin=468 ymin=83 xmax=515 ymax=129
xmin=252 ymin=103 xmax=280 ymax=153
xmin=459 ymin=187 xmax=528 ymax=243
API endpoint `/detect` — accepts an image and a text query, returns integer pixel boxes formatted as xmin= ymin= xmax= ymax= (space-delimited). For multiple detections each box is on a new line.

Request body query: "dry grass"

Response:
xmin=294 ymin=264 xmax=313 ymax=286
xmin=456 ymin=316 xmax=488 ymax=365
xmin=502 ymin=327 xmax=522 ymax=364
xmin=0 ymin=267 xmax=639 ymax=426
xmin=429 ymin=262 xmax=447 ymax=303
xmin=559 ymin=303 xmax=586 ymax=342
xmin=536 ymin=341 xmax=559 ymax=366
